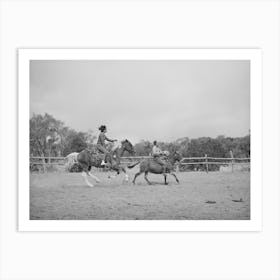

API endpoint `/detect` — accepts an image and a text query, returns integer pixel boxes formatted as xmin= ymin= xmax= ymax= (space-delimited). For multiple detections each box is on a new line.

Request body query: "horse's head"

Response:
xmin=163 ymin=150 xmax=182 ymax=164
xmin=121 ymin=139 xmax=135 ymax=155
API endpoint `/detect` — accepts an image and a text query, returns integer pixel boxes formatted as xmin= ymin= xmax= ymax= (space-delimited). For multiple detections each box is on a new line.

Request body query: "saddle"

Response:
xmin=86 ymin=145 xmax=115 ymax=167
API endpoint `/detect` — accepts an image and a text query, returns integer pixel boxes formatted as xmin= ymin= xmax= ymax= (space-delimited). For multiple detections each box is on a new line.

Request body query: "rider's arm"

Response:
xmin=105 ymin=135 xmax=117 ymax=142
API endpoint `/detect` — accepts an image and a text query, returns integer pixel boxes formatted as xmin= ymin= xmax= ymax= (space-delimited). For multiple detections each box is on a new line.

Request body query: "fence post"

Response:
xmin=230 ymin=150 xmax=234 ymax=172
xmin=41 ymin=154 xmax=46 ymax=173
xmin=205 ymin=154 xmax=208 ymax=173
xmin=48 ymin=147 xmax=51 ymax=164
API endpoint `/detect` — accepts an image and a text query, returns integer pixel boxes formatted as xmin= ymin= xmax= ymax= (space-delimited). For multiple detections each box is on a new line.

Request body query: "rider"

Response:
xmin=96 ymin=125 xmax=117 ymax=166
xmin=151 ymin=140 xmax=167 ymax=173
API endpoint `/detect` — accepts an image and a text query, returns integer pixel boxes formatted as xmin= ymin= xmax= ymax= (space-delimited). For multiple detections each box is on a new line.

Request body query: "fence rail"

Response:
xmin=30 ymin=155 xmax=250 ymax=173
xmin=179 ymin=154 xmax=250 ymax=173
xmin=181 ymin=157 xmax=249 ymax=161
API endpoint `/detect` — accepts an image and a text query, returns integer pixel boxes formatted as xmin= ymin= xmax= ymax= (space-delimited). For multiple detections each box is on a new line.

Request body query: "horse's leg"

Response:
xmin=132 ymin=171 xmax=143 ymax=184
xmin=124 ymin=173 xmax=129 ymax=182
xmin=170 ymin=173 xmax=180 ymax=183
xmin=163 ymin=173 xmax=168 ymax=185
xmin=144 ymin=171 xmax=152 ymax=185
xmin=86 ymin=165 xmax=101 ymax=183
xmin=81 ymin=170 xmax=94 ymax=187
xmin=88 ymin=171 xmax=101 ymax=183
xmin=109 ymin=167 xmax=129 ymax=182
xmin=120 ymin=166 xmax=129 ymax=182
xmin=79 ymin=163 xmax=94 ymax=187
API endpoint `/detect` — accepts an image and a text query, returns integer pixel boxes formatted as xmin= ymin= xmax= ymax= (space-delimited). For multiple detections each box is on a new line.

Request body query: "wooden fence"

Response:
xmin=30 ymin=155 xmax=250 ymax=173
xmin=179 ymin=154 xmax=250 ymax=173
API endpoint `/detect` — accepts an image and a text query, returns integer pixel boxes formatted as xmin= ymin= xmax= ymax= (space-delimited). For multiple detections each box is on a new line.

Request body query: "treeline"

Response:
xmin=30 ymin=113 xmax=96 ymax=158
xmin=135 ymin=135 xmax=250 ymax=159
xmin=30 ymin=113 xmax=250 ymax=159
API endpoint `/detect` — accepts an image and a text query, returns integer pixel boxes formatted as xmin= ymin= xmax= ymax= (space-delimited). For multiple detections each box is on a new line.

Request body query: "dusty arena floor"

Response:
xmin=30 ymin=170 xmax=250 ymax=220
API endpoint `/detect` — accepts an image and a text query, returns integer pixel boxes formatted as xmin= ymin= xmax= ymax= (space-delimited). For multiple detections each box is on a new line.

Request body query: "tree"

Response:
xmin=62 ymin=131 xmax=88 ymax=155
xmin=30 ymin=113 xmax=64 ymax=158
xmin=134 ymin=140 xmax=153 ymax=156
xmin=175 ymin=137 xmax=189 ymax=157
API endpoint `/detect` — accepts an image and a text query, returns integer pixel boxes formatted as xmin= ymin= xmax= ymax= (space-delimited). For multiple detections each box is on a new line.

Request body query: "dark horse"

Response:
xmin=77 ymin=139 xmax=134 ymax=187
xmin=128 ymin=151 xmax=181 ymax=185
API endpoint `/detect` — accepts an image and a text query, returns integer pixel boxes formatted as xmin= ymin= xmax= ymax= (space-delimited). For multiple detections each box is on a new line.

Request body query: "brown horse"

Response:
xmin=77 ymin=139 xmax=134 ymax=187
xmin=128 ymin=152 xmax=181 ymax=185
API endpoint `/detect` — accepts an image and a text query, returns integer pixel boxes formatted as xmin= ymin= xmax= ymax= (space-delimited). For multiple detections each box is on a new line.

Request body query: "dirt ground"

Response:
xmin=30 ymin=169 xmax=250 ymax=220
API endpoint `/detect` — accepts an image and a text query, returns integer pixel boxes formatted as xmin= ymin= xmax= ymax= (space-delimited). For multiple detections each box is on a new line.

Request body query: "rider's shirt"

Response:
xmin=152 ymin=145 xmax=162 ymax=156
xmin=97 ymin=132 xmax=114 ymax=146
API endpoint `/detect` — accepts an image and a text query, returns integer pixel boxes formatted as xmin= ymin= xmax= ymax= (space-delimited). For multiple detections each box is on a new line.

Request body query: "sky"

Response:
xmin=30 ymin=60 xmax=250 ymax=144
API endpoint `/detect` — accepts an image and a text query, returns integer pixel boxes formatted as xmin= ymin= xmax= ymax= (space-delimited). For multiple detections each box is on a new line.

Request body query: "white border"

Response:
xmin=18 ymin=48 xmax=262 ymax=232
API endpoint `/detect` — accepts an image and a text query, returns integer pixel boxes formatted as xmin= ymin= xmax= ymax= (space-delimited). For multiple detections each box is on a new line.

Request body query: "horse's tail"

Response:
xmin=127 ymin=161 xmax=140 ymax=169
xmin=64 ymin=152 xmax=79 ymax=171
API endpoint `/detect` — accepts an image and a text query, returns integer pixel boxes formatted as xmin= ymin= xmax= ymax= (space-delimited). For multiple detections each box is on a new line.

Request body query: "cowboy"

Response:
xmin=151 ymin=140 xmax=167 ymax=173
xmin=96 ymin=125 xmax=117 ymax=166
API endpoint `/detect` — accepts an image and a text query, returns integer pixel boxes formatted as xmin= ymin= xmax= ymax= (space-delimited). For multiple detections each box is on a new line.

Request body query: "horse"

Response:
xmin=77 ymin=139 xmax=134 ymax=187
xmin=128 ymin=151 xmax=181 ymax=185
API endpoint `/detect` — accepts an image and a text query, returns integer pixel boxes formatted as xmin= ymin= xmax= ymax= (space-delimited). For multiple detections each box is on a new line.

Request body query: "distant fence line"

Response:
xmin=30 ymin=155 xmax=250 ymax=173
xmin=179 ymin=154 xmax=250 ymax=173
